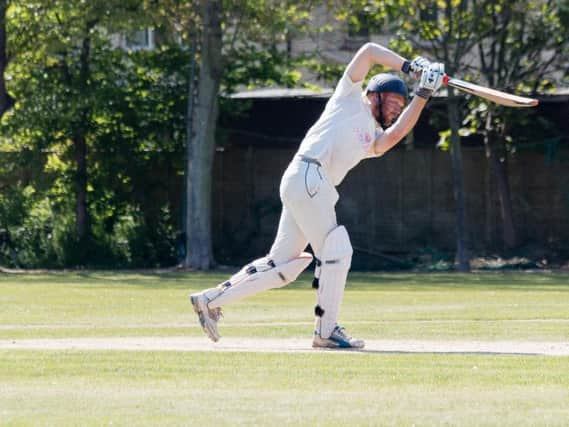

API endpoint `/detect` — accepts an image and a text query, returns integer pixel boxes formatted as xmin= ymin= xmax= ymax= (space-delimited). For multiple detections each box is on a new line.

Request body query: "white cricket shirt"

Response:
xmin=296 ymin=72 xmax=382 ymax=186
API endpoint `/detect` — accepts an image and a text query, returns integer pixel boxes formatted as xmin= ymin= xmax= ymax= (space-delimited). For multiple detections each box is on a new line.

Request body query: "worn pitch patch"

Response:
xmin=0 ymin=337 xmax=568 ymax=356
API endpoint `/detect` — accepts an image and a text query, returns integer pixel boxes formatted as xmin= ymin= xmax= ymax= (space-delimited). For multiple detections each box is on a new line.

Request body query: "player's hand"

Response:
xmin=415 ymin=62 xmax=445 ymax=99
xmin=419 ymin=62 xmax=445 ymax=92
xmin=409 ymin=56 xmax=430 ymax=80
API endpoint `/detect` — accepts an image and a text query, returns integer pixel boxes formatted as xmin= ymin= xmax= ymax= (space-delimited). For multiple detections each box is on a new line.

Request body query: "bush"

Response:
xmin=0 ymin=185 xmax=178 ymax=269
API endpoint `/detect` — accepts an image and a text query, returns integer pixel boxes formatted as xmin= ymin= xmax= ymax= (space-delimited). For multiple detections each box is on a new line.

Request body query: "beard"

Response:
xmin=376 ymin=111 xmax=395 ymax=129
xmin=381 ymin=110 xmax=401 ymax=128
xmin=370 ymin=96 xmax=400 ymax=129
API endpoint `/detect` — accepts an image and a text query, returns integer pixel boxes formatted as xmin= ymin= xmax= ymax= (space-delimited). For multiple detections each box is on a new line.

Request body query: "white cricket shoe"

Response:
xmin=190 ymin=292 xmax=221 ymax=342
xmin=312 ymin=325 xmax=365 ymax=349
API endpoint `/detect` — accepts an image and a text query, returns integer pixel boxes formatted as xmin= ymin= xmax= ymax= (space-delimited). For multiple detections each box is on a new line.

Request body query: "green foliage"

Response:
xmin=0 ymin=182 xmax=178 ymax=268
xmin=303 ymin=61 xmax=344 ymax=85
xmin=219 ymin=1 xmax=322 ymax=92
xmin=340 ymin=0 xmax=568 ymax=138
xmin=0 ymin=1 xmax=185 ymax=268
xmin=223 ymin=44 xmax=304 ymax=91
xmin=0 ymin=1 xmax=333 ymax=268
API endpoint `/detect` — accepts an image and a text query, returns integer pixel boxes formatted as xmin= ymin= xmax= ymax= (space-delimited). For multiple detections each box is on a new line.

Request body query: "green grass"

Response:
xmin=1 ymin=271 xmax=569 ymax=426
xmin=1 ymin=271 xmax=568 ymax=341
xmin=2 ymin=351 xmax=569 ymax=426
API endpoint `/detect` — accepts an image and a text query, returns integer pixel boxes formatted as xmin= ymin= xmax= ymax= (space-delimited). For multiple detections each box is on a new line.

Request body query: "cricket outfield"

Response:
xmin=1 ymin=271 xmax=568 ymax=425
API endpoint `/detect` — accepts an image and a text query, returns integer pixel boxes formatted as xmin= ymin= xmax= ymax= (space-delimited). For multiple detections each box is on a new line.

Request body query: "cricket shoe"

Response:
xmin=190 ymin=292 xmax=221 ymax=342
xmin=312 ymin=325 xmax=365 ymax=349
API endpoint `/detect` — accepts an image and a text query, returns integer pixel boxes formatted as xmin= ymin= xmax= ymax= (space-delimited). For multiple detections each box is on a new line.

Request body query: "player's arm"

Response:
xmin=346 ymin=43 xmax=430 ymax=83
xmin=373 ymin=96 xmax=427 ymax=156
xmin=373 ymin=63 xmax=445 ymax=156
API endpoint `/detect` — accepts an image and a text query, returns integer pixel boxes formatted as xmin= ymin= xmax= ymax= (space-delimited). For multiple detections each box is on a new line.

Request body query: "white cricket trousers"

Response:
xmin=203 ymin=156 xmax=344 ymax=333
xmin=269 ymin=157 xmax=339 ymax=264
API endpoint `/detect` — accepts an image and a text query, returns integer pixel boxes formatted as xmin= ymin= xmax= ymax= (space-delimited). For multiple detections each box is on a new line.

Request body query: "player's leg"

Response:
xmin=311 ymin=225 xmax=363 ymax=348
xmin=190 ymin=205 xmax=311 ymax=342
xmin=281 ymin=159 xmax=364 ymax=348
xmin=204 ymin=205 xmax=311 ymax=308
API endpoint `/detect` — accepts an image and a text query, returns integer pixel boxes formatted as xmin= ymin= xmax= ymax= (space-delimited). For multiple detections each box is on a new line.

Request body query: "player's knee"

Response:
xmin=312 ymin=225 xmax=352 ymax=289
xmin=237 ymin=253 xmax=313 ymax=290
xmin=271 ymin=252 xmax=313 ymax=287
xmin=322 ymin=225 xmax=353 ymax=268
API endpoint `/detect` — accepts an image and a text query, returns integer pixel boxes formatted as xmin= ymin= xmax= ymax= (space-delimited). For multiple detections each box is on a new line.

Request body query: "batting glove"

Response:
xmin=402 ymin=56 xmax=430 ymax=80
xmin=416 ymin=62 xmax=445 ymax=99
xmin=410 ymin=56 xmax=430 ymax=79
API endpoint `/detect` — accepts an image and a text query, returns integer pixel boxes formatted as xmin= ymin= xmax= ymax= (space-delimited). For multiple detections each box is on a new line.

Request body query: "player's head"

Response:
xmin=365 ymin=73 xmax=408 ymax=128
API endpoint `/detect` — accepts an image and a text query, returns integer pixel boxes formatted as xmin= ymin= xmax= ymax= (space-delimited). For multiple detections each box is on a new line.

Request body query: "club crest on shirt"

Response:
xmin=354 ymin=128 xmax=373 ymax=151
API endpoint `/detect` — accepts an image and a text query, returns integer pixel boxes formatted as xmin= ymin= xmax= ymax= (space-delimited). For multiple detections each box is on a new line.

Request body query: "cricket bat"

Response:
xmin=443 ymin=75 xmax=539 ymax=108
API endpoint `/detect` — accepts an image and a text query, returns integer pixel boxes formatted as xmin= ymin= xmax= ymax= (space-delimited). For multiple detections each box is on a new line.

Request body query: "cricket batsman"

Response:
xmin=190 ymin=43 xmax=445 ymax=349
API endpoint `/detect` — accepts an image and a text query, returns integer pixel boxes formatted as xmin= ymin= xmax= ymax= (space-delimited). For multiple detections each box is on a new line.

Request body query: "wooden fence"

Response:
xmin=212 ymin=142 xmax=569 ymax=268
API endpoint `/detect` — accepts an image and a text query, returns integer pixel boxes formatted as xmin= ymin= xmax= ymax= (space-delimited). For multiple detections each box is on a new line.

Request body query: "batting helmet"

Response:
xmin=365 ymin=73 xmax=408 ymax=98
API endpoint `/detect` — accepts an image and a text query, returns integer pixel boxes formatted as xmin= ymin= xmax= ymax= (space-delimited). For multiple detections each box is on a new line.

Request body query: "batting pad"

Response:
xmin=206 ymin=253 xmax=313 ymax=308
xmin=314 ymin=225 xmax=353 ymax=338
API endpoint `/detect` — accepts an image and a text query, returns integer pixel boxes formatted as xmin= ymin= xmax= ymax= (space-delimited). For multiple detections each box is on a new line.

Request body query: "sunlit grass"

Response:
xmin=1 ymin=271 xmax=569 ymax=425
xmin=1 ymin=350 xmax=569 ymax=426
xmin=1 ymin=271 xmax=568 ymax=341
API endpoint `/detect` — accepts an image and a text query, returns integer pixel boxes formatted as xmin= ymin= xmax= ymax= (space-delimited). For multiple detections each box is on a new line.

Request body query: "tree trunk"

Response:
xmin=74 ymin=133 xmax=88 ymax=240
xmin=484 ymin=112 xmax=517 ymax=249
xmin=483 ymin=149 xmax=495 ymax=248
xmin=184 ymin=0 xmax=222 ymax=270
xmin=0 ymin=0 xmax=14 ymax=118
xmin=73 ymin=34 xmax=92 ymax=245
xmin=447 ymin=92 xmax=471 ymax=272
xmin=495 ymin=156 xmax=516 ymax=249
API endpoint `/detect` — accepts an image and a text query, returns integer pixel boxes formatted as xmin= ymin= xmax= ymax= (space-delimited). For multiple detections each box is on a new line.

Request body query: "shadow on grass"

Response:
xmin=1 ymin=270 xmax=568 ymax=292
xmin=0 ymin=270 xmax=228 ymax=289
xmin=323 ymin=348 xmax=544 ymax=356
xmin=344 ymin=271 xmax=569 ymax=291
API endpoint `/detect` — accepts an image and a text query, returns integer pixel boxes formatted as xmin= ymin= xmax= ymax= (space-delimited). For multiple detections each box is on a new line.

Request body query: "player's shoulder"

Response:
xmin=333 ymin=71 xmax=364 ymax=100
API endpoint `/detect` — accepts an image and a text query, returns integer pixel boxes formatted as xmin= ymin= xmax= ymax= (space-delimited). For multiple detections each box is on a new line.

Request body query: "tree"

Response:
xmin=184 ymin=0 xmax=222 ymax=270
xmin=389 ymin=0 xmax=568 ymax=257
xmin=0 ymin=0 xmax=13 ymax=118
xmin=466 ymin=0 xmax=568 ymax=249
xmin=358 ymin=0 xmax=484 ymax=271
xmin=1 ymin=0 xmax=324 ymax=268
xmin=3 ymin=0 xmax=186 ymax=267
xmin=425 ymin=0 xmax=482 ymax=272
xmin=169 ymin=0 xmax=325 ymax=269
xmin=338 ymin=0 xmax=568 ymax=268
xmin=6 ymin=1 xmax=144 ymax=256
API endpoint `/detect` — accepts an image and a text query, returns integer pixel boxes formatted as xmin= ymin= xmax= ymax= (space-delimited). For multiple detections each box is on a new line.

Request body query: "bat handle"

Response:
xmin=443 ymin=74 xmax=450 ymax=85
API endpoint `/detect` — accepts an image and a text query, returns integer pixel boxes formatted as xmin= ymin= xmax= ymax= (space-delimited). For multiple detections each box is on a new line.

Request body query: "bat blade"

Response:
xmin=443 ymin=75 xmax=538 ymax=108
